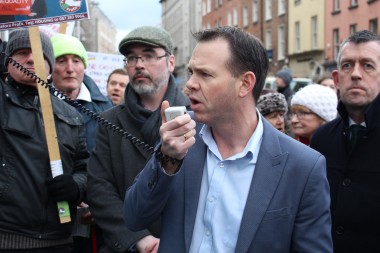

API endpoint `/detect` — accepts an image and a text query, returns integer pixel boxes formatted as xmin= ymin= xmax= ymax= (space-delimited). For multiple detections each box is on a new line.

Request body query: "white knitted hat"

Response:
xmin=291 ymin=84 xmax=338 ymax=122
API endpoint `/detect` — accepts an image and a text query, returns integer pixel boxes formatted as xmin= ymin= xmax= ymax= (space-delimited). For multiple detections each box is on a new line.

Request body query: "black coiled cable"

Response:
xmin=5 ymin=54 xmax=154 ymax=154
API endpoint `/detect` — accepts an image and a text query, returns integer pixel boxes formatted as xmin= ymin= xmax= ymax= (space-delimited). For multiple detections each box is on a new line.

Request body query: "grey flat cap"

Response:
xmin=119 ymin=26 xmax=174 ymax=55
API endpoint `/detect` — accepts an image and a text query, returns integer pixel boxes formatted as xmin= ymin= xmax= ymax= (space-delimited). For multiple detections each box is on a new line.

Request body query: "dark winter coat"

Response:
xmin=0 ymin=78 xmax=88 ymax=240
xmin=311 ymin=94 xmax=380 ymax=253
xmin=87 ymin=76 xmax=190 ymax=252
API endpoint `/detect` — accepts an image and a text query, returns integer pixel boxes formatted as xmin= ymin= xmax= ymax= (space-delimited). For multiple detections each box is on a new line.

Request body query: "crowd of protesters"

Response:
xmin=0 ymin=26 xmax=379 ymax=253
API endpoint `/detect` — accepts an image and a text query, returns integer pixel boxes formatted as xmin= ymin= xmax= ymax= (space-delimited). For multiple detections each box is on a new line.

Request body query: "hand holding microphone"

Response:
xmin=159 ymin=100 xmax=196 ymax=174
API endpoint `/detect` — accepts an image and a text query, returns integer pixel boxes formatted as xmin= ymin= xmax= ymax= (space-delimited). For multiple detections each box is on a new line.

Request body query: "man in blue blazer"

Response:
xmin=124 ymin=26 xmax=332 ymax=253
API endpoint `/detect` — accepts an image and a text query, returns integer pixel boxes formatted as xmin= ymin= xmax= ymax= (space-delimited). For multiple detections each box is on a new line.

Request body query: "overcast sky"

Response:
xmin=93 ymin=0 xmax=162 ymax=45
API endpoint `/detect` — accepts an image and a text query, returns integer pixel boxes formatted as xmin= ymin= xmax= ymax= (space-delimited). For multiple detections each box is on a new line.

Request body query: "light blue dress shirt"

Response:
xmin=189 ymin=114 xmax=264 ymax=253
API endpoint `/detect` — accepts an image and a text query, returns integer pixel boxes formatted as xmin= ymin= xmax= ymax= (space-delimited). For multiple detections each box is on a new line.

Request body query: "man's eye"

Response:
xmin=341 ymin=63 xmax=352 ymax=71
xmin=144 ymin=54 xmax=154 ymax=60
xmin=127 ymin=56 xmax=136 ymax=62
xmin=363 ymin=63 xmax=374 ymax=71
xmin=202 ymin=72 xmax=211 ymax=78
xmin=14 ymin=50 xmax=28 ymax=57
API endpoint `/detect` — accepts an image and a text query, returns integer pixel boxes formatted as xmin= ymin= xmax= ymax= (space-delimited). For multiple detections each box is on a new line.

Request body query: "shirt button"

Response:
xmin=336 ymin=226 xmax=345 ymax=235
xmin=206 ymin=230 xmax=211 ymax=237
xmin=342 ymin=178 xmax=351 ymax=187
xmin=219 ymin=163 xmax=224 ymax=168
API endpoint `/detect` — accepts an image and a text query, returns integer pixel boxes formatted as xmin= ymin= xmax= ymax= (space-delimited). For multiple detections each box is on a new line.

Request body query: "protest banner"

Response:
xmin=85 ymin=51 xmax=125 ymax=96
xmin=0 ymin=0 xmax=90 ymax=30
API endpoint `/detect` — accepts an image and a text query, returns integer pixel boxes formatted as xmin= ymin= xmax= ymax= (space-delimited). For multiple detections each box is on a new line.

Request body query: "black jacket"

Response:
xmin=87 ymin=76 xmax=190 ymax=252
xmin=311 ymin=94 xmax=380 ymax=253
xmin=0 ymin=78 xmax=88 ymax=240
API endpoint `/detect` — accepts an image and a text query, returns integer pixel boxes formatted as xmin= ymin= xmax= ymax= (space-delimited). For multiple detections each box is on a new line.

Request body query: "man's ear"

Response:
xmin=332 ymin=70 xmax=339 ymax=91
xmin=239 ymin=71 xmax=256 ymax=98
xmin=168 ymin=55 xmax=176 ymax=73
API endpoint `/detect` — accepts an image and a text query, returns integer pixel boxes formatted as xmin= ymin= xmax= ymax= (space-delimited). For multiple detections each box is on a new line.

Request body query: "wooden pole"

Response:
xmin=28 ymin=26 xmax=71 ymax=223
xmin=59 ymin=22 xmax=68 ymax=34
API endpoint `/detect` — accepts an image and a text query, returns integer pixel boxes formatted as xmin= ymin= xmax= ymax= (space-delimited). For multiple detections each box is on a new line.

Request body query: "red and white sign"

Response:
xmin=0 ymin=0 xmax=31 ymax=15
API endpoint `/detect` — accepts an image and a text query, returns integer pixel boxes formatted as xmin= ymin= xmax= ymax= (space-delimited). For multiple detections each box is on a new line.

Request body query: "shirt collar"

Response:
xmin=76 ymin=83 xmax=92 ymax=102
xmin=348 ymin=117 xmax=366 ymax=128
xmin=199 ymin=109 xmax=263 ymax=161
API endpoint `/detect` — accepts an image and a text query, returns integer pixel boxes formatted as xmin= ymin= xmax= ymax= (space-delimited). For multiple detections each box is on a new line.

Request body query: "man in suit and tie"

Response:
xmin=124 ymin=26 xmax=333 ymax=253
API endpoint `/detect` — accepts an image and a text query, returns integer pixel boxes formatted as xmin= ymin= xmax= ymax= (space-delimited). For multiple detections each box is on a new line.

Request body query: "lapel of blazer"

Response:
xmin=184 ymin=123 xmax=207 ymax=252
xmin=235 ymin=120 xmax=288 ymax=252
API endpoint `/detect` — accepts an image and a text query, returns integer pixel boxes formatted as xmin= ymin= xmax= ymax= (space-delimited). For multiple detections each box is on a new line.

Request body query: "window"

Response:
xmin=207 ymin=0 xmax=211 ymax=13
xmin=266 ymin=30 xmax=272 ymax=49
xmin=295 ymin=21 xmax=300 ymax=52
xmin=233 ymin=7 xmax=238 ymax=26
xmin=252 ymin=0 xmax=258 ymax=23
xmin=333 ymin=0 xmax=340 ymax=11
xmin=227 ymin=12 xmax=232 ymax=26
xmin=202 ymin=1 xmax=206 ymax=16
xmin=350 ymin=0 xmax=358 ymax=6
xmin=311 ymin=16 xmax=318 ymax=49
xmin=219 ymin=0 xmax=223 ymax=6
xmin=278 ymin=0 xmax=285 ymax=15
xmin=218 ymin=18 xmax=223 ymax=27
xmin=295 ymin=0 xmax=301 ymax=6
xmin=333 ymin=29 xmax=340 ymax=61
xmin=369 ymin=19 xmax=378 ymax=34
xmin=265 ymin=0 xmax=272 ymax=20
xmin=243 ymin=6 xmax=249 ymax=27
xmin=349 ymin=24 xmax=357 ymax=34
xmin=278 ymin=25 xmax=285 ymax=60
xmin=232 ymin=8 xmax=239 ymax=26
xmin=214 ymin=0 xmax=219 ymax=9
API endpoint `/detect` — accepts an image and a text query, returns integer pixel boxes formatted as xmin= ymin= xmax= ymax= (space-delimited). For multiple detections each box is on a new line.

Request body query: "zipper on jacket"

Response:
xmin=34 ymin=95 xmax=45 ymax=127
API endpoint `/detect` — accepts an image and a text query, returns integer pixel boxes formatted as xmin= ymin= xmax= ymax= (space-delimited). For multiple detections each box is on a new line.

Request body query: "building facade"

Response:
xmin=160 ymin=0 xmax=202 ymax=88
xmin=324 ymin=0 xmax=380 ymax=73
xmin=288 ymin=0 xmax=325 ymax=80
xmin=201 ymin=0 xmax=289 ymax=76
xmin=76 ymin=0 xmax=118 ymax=54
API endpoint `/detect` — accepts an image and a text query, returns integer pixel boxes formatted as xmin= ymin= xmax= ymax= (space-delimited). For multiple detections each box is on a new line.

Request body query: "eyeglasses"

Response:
xmin=123 ymin=53 xmax=168 ymax=67
xmin=288 ymin=111 xmax=314 ymax=120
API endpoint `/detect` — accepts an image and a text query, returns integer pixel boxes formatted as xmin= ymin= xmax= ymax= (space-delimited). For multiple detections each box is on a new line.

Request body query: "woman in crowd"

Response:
xmin=290 ymin=84 xmax=337 ymax=145
xmin=317 ymin=74 xmax=338 ymax=95
xmin=257 ymin=90 xmax=288 ymax=133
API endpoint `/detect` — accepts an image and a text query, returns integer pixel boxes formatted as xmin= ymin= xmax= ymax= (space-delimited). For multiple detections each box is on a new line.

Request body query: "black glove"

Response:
xmin=46 ymin=174 xmax=79 ymax=203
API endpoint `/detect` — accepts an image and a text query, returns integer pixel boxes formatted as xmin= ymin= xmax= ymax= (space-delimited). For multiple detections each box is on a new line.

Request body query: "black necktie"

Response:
xmin=350 ymin=124 xmax=365 ymax=148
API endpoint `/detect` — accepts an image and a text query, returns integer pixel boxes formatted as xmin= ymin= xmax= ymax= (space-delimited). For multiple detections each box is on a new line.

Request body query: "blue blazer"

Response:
xmin=124 ymin=118 xmax=333 ymax=253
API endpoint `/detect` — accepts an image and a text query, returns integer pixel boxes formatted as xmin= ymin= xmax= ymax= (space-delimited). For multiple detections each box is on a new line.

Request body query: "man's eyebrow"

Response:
xmin=125 ymin=47 xmax=157 ymax=55
xmin=142 ymin=48 xmax=157 ymax=53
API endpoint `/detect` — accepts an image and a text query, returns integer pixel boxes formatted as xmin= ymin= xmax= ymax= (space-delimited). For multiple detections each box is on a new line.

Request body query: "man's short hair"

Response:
xmin=106 ymin=68 xmax=129 ymax=86
xmin=336 ymin=30 xmax=380 ymax=68
xmin=193 ymin=26 xmax=269 ymax=102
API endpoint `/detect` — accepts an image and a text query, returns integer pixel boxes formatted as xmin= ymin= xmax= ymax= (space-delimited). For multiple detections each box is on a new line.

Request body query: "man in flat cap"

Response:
xmin=87 ymin=26 xmax=189 ymax=252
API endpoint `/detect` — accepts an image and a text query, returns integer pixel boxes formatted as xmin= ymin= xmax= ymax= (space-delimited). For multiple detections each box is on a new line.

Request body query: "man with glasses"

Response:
xmin=87 ymin=26 xmax=189 ymax=253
